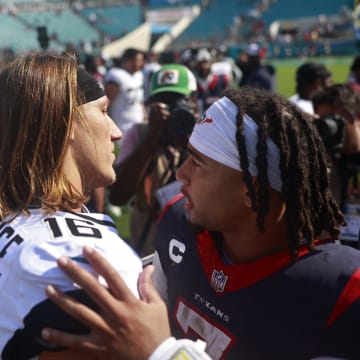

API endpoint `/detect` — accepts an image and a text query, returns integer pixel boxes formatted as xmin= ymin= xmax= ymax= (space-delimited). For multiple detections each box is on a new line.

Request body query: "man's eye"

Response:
xmin=192 ymin=158 xmax=200 ymax=167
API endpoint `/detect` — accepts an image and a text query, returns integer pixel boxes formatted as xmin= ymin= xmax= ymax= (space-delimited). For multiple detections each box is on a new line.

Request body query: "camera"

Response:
xmin=166 ymin=98 xmax=196 ymax=135
xmin=314 ymin=114 xmax=346 ymax=157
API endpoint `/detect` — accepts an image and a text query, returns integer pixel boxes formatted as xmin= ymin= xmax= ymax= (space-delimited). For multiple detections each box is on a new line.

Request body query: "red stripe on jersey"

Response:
xmin=157 ymin=193 xmax=184 ymax=224
xmin=208 ymin=74 xmax=219 ymax=90
xmin=326 ymin=268 xmax=360 ymax=328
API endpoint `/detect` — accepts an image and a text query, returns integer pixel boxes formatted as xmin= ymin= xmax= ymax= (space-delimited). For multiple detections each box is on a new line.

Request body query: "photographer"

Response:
xmin=312 ymin=84 xmax=360 ymax=208
xmin=109 ymin=64 xmax=198 ymax=257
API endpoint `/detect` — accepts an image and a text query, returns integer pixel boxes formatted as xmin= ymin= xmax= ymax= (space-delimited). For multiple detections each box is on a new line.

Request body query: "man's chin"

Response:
xmin=105 ymin=172 xmax=117 ymax=186
xmin=188 ymin=214 xmax=202 ymax=228
xmin=94 ymin=175 xmax=116 ymax=189
xmin=189 ymin=216 xmax=207 ymax=234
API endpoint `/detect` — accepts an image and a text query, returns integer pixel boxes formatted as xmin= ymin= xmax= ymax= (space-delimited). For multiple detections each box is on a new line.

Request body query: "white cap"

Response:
xmin=246 ymin=43 xmax=260 ymax=56
xmin=196 ymin=48 xmax=212 ymax=62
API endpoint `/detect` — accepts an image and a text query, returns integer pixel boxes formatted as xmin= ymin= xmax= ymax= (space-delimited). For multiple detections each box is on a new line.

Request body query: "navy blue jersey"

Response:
xmin=155 ymin=195 xmax=360 ymax=360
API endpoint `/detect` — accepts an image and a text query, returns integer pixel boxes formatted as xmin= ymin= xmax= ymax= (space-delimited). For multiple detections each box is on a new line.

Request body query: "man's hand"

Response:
xmin=42 ymin=247 xmax=171 ymax=360
xmin=148 ymin=102 xmax=170 ymax=138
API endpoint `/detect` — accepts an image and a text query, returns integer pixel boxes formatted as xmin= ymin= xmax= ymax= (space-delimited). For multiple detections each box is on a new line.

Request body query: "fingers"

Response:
xmin=39 ymin=328 xmax=104 ymax=359
xmin=81 ymin=246 xmax=137 ymax=303
xmin=151 ymin=102 xmax=168 ymax=111
xmin=56 ymin=253 xmax=131 ymax=315
xmin=149 ymin=102 xmax=169 ymax=124
xmin=51 ymin=248 xmax=141 ymax=329
xmin=45 ymin=284 xmax=111 ymax=336
xmin=138 ymin=265 xmax=164 ymax=304
xmin=41 ymin=327 xmax=96 ymax=351
xmin=56 ymin=256 xmax=112 ymax=307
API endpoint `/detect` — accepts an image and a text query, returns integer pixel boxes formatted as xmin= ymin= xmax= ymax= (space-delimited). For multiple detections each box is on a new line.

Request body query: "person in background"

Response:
xmin=179 ymin=46 xmax=197 ymax=72
xmin=193 ymin=48 xmax=230 ymax=114
xmin=82 ymin=53 xmax=105 ymax=83
xmin=211 ymin=45 xmax=243 ymax=86
xmin=109 ymin=64 xmax=198 ymax=257
xmin=289 ymin=62 xmax=332 ymax=115
xmin=103 ymin=48 xmax=146 ymax=142
xmin=142 ymin=51 xmax=161 ymax=103
xmin=43 ymin=87 xmax=360 ymax=360
xmin=312 ymin=84 xmax=360 ymax=245
xmin=347 ymin=55 xmax=360 ymax=93
xmin=239 ymin=43 xmax=276 ymax=91
xmin=236 ymin=48 xmax=250 ymax=86
xmin=0 ymin=52 xmax=143 ymax=358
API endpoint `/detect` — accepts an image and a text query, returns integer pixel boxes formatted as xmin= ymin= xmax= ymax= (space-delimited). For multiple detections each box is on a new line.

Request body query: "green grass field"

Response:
xmin=109 ymin=55 xmax=355 ymax=240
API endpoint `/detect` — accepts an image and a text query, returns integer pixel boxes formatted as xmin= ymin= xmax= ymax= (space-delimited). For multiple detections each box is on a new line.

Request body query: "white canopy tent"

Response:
xmin=101 ymin=22 xmax=151 ymax=59
xmin=101 ymin=4 xmax=200 ymax=58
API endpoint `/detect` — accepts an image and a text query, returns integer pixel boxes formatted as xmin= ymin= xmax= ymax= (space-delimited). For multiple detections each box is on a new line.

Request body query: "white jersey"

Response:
xmin=0 ymin=209 xmax=142 ymax=359
xmin=143 ymin=62 xmax=161 ymax=102
xmin=288 ymin=94 xmax=314 ymax=115
xmin=211 ymin=58 xmax=242 ymax=84
xmin=105 ymin=67 xmax=144 ymax=134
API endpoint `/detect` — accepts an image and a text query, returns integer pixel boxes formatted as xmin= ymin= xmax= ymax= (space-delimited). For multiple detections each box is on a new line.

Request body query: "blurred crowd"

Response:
xmin=1 ymin=40 xmax=359 ymax=253
xmin=45 ymin=43 xmax=360 ymax=254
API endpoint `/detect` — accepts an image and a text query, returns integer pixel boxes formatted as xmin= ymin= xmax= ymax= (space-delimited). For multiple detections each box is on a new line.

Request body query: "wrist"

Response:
xmin=148 ymin=337 xmax=176 ymax=360
xmin=148 ymin=337 xmax=210 ymax=360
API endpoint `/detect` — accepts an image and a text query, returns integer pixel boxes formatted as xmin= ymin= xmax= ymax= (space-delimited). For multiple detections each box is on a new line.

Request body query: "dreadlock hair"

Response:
xmin=223 ymin=87 xmax=346 ymax=258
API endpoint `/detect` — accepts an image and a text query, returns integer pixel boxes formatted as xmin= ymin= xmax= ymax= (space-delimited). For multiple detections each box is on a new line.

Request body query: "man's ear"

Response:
xmin=243 ymin=188 xmax=252 ymax=208
xmin=243 ymin=177 xmax=258 ymax=209
xmin=69 ymin=124 xmax=76 ymax=142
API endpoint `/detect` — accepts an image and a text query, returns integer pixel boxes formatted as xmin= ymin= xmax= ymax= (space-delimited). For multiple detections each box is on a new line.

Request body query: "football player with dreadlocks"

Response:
xmin=42 ymin=87 xmax=360 ymax=360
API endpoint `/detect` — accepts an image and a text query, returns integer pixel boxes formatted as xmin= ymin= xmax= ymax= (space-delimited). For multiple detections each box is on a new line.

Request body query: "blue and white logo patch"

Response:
xmin=211 ymin=269 xmax=228 ymax=293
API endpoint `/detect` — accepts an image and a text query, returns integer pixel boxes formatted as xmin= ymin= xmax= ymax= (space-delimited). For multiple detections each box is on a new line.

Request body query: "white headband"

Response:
xmin=189 ymin=96 xmax=282 ymax=192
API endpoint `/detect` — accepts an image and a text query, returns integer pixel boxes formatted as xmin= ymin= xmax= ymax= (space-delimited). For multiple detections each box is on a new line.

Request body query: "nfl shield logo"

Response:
xmin=211 ymin=269 xmax=228 ymax=293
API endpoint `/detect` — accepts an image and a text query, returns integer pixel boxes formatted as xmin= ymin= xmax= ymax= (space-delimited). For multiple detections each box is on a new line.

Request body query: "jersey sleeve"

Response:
xmin=2 ymin=290 xmax=97 ymax=359
xmin=1 ymin=233 xmax=101 ymax=358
